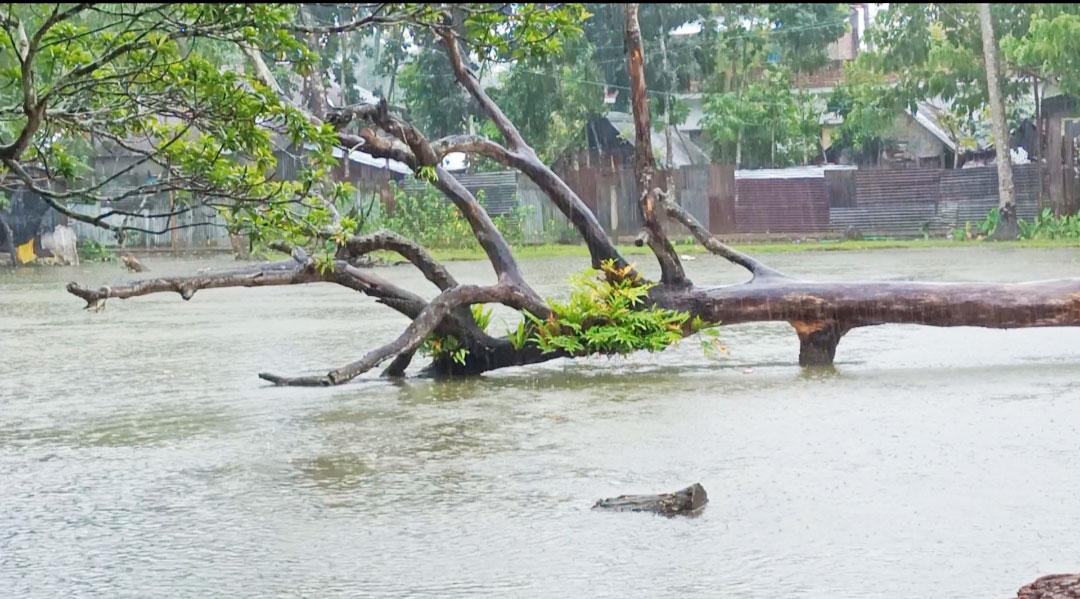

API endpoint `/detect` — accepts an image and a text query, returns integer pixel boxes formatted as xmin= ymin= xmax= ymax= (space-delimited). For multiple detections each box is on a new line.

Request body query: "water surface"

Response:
xmin=3 ymin=247 xmax=1080 ymax=597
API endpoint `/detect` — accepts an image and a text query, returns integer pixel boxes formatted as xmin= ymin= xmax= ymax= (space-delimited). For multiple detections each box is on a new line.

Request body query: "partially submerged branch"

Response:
xmin=258 ymin=282 xmax=551 ymax=386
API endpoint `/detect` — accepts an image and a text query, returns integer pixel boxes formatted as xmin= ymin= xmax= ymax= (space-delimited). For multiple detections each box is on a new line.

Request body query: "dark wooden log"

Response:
xmin=593 ymin=483 xmax=708 ymax=517
xmin=1018 ymin=574 xmax=1080 ymax=599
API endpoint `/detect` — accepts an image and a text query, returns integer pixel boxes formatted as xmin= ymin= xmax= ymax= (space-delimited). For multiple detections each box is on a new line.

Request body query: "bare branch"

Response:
xmin=658 ymin=191 xmax=786 ymax=279
xmin=436 ymin=28 xmax=629 ymax=272
xmin=343 ymin=230 xmax=458 ymax=291
xmin=624 ymin=4 xmax=687 ymax=287
xmin=258 ymin=283 xmax=540 ymax=386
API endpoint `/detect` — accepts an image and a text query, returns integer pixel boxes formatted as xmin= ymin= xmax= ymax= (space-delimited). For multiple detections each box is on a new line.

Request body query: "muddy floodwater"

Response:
xmin=3 ymin=247 xmax=1080 ymax=598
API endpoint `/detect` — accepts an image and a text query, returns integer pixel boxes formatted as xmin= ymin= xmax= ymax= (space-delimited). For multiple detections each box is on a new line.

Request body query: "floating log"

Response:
xmin=1018 ymin=574 xmax=1080 ymax=598
xmin=593 ymin=483 xmax=708 ymax=517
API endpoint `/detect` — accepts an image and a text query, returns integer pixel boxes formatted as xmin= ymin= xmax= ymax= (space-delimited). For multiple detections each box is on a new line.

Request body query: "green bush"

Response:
xmin=77 ymin=239 xmax=116 ymax=263
xmin=1018 ymin=208 xmax=1080 ymax=240
xmin=522 ymin=260 xmax=708 ymax=356
xmin=966 ymin=207 xmax=1080 ymax=241
xmin=374 ymin=183 xmax=531 ymax=249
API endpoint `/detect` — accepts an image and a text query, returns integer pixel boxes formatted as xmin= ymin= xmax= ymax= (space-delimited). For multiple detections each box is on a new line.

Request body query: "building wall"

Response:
xmin=883 ymin=113 xmax=949 ymax=163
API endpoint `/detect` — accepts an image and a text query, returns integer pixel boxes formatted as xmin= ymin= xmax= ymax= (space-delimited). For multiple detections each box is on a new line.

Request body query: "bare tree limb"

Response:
xmin=342 ymin=230 xmax=458 ymax=291
xmin=624 ymin=4 xmax=687 ymax=287
xmin=657 ymin=191 xmax=786 ymax=279
xmin=437 ymin=28 xmax=630 ymax=273
xmin=258 ymin=283 xmax=536 ymax=386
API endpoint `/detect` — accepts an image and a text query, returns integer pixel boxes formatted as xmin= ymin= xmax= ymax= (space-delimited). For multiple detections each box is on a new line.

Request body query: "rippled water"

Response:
xmin=3 ymin=247 xmax=1080 ymax=598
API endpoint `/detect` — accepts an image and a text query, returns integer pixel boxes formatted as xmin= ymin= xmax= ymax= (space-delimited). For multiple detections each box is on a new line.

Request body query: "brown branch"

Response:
xmin=342 ymin=230 xmax=457 ymax=291
xmin=658 ymin=192 xmax=786 ymax=279
xmin=66 ymin=260 xmax=319 ymax=309
xmin=624 ymin=4 xmax=687 ymax=287
xmin=258 ymin=283 xmax=540 ymax=386
xmin=352 ymin=104 xmax=544 ymax=309
xmin=246 ymin=44 xmax=537 ymax=302
xmin=437 ymin=28 xmax=629 ymax=273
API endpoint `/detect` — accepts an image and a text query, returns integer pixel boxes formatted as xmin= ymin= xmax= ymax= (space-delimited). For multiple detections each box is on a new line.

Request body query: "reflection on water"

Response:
xmin=3 ymin=247 xmax=1080 ymax=597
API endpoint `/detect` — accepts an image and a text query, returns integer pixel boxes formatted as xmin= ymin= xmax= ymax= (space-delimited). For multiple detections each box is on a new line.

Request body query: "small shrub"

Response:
xmin=77 ymin=239 xmax=116 ymax=263
xmin=521 ymin=260 xmax=705 ymax=357
xmin=373 ymin=183 xmax=530 ymax=249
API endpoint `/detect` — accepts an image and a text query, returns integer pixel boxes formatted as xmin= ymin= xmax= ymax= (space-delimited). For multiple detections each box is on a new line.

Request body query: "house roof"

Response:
xmin=603 ymin=111 xmax=711 ymax=167
xmin=909 ymin=98 xmax=993 ymax=153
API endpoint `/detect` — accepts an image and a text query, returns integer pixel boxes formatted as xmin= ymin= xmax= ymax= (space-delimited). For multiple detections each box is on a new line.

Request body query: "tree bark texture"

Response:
xmin=624 ymin=4 xmax=687 ymax=287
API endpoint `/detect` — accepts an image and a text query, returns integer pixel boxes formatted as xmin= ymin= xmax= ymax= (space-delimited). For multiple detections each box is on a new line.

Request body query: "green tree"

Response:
xmin=832 ymin=3 xmax=1045 ymax=160
xmin=698 ymin=4 xmax=849 ymax=166
xmin=490 ymin=36 xmax=604 ymax=164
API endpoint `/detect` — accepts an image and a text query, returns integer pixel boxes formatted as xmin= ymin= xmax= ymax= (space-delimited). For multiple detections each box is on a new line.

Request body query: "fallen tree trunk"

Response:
xmin=651 ymin=276 xmax=1080 ymax=366
xmin=593 ymin=483 xmax=708 ymax=517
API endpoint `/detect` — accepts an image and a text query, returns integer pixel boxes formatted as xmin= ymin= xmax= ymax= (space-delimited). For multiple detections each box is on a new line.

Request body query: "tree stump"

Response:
xmin=1018 ymin=574 xmax=1080 ymax=598
xmin=593 ymin=483 xmax=707 ymax=517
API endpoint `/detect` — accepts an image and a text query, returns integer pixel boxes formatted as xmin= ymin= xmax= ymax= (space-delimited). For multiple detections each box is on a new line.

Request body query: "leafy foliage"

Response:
xmin=374 ymin=182 xmax=530 ymax=249
xmin=703 ymin=66 xmax=823 ymax=167
xmin=1003 ymin=7 xmax=1080 ymax=98
xmin=1018 ymin=209 xmax=1080 ymax=240
xmin=522 ymin=260 xmax=698 ymax=357
xmin=698 ymin=3 xmax=849 ymax=167
xmin=76 ymin=239 xmax=116 ymax=263
xmin=831 ymin=3 xmax=1060 ymax=160
xmin=420 ymin=304 xmax=493 ymax=366
xmin=963 ymin=208 xmax=1080 ymax=241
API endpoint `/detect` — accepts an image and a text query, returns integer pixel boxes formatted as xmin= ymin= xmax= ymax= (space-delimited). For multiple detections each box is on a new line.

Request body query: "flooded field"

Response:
xmin=3 ymin=247 xmax=1080 ymax=597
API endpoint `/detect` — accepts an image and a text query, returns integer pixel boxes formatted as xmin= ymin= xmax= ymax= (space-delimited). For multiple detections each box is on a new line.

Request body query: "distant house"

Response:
xmin=820 ymin=96 xmax=1042 ymax=169
xmin=566 ymin=111 xmax=710 ymax=170
xmin=672 ymin=3 xmax=878 ymax=149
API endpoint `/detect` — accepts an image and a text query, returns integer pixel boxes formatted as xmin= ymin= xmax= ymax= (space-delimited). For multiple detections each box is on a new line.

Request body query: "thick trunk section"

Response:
xmin=652 ymin=276 xmax=1080 ymax=366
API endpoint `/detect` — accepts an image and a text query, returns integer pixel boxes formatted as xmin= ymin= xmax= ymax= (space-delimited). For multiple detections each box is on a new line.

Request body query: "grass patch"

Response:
xmin=416 ymin=238 xmax=1080 ymax=262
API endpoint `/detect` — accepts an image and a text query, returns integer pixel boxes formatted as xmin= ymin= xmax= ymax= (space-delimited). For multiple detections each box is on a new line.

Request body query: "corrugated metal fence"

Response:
xmin=25 ymin=160 xmax=1054 ymax=252
xmin=553 ymin=164 xmax=734 ymax=238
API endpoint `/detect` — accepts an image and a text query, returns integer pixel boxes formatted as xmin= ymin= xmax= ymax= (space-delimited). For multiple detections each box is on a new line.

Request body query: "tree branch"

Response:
xmin=624 ymin=4 xmax=687 ymax=287
xmin=437 ymin=29 xmax=630 ymax=273
xmin=342 ymin=230 xmax=457 ymax=291
xmin=258 ymin=283 xmax=539 ymax=386
xmin=658 ymin=191 xmax=786 ymax=279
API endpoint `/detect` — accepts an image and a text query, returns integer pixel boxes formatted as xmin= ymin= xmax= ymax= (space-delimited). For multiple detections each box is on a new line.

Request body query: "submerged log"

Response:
xmin=593 ymin=483 xmax=708 ymax=517
xmin=1018 ymin=574 xmax=1080 ymax=598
